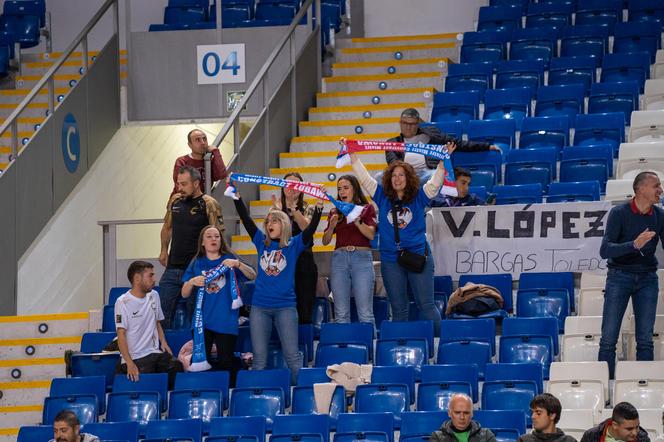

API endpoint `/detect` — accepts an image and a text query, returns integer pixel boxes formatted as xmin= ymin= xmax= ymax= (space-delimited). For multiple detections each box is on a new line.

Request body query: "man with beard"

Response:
xmin=49 ymin=410 xmax=99 ymax=442
xmin=171 ymin=128 xmax=228 ymax=195
xmin=159 ymin=166 xmax=223 ymax=328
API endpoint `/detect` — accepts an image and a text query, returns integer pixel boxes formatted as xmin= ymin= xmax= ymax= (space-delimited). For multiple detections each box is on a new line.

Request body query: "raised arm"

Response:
xmin=302 ymin=201 xmax=323 ymax=246
xmin=234 ymin=197 xmax=258 ymax=239
xmin=423 ymin=160 xmax=446 ymax=199
xmin=350 ymin=153 xmax=378 ymax=197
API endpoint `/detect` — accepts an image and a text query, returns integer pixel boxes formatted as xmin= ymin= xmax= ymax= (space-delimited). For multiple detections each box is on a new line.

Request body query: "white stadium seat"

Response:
xmin=605 ymin=179 xmax=635 ymax=202
xmin=616 ymin=141 xmax=664 ymax=180
xmin=561 ymin=334 xmax=601 ymax=362
xmin=578 ymin=288 xmax=606 ymax=316
xmin=614 ymin=361 xmax=664 ymax=409
xmin=558 ymin=408 xmax=596 ymax=432
xmin=655 ymin=49 xmax=664 ymax=80
xmin=548 ymin=379 xmax=605 ymax=418
xmin=549 ymin=361 xmax=610 ymax=401
xmin=636 ymin=409 xmax=663 ymax=439
xmin=565 ymin=316 xmax=602 ymax=335
xmin=629 ymin=110 xmax=664 ymax=142
xmin=645 ymin=79 xmax=664 ymax=110
xmin=580 ymin=271 xmax=607 ymax=290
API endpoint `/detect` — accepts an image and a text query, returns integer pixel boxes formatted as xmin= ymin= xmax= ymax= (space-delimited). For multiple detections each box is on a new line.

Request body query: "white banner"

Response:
xmin=197 ymin=44 xmax=246 ymax=85
xmin=427 ymin=201 xmax=612 ymax=279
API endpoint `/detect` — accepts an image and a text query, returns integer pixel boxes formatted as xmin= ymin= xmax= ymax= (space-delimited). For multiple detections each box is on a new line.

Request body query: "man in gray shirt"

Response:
xmin=49 ymin=410 xmax=99 ymax=442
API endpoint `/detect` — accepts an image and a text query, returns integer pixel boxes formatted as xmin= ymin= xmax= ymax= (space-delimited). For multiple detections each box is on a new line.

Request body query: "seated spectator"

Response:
xmin=171 ymin=128 xmax=228 ymax=195
xmin=115 ymin=260 xmax=183 ymax=388
xmin=431 ymin=393 xmax=497 ymax=442
xmin=580 ymin=402 xmax=650 ymax=442
xmin=49 ymin=410 xmax=99 ymax=442
xmin=431 ymin=167 xmax=486 ymax=207
xmin=518 ymin=393 xmax=577 ymax=442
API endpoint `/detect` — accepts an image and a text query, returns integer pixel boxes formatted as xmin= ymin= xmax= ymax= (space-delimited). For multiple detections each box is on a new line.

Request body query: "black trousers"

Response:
xmin=204 ymin=329 xmax=238 ymax=387
xmin=295 ymin=249 xmax=318 ymax=324
xmin=117 ymin=351 xmax=183 ymax=389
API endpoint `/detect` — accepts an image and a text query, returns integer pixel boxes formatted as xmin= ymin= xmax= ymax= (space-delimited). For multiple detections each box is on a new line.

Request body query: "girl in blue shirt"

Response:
xmin=231 ymin=180 xmax=323 ymax=383
xmin=182 ymin=225 xmax=256 ymax=384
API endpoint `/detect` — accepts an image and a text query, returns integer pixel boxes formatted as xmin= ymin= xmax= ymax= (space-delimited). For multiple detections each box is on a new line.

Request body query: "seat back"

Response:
xmin=113 ymin=373 xmax=169 ymax=412
xmin=629 ymin=110 xmax=664 ymax=142
xmin=590 ymin=81 xmax=641 ymax=125
xmin=50 ymin=376 xmax=106 ymax=415
xmin=561 ymin=334 xmax=601 ymax=362
xmin=168 ymin=389 xmax=222 ymax=423
xmin=547 ymin=181 xmax=601 ymax=202
xmin=80 ymin=332 xmax=116 ymax=353
xmin=208 ymin=416 xmax=266 ymax=442
xmin=440 ymin=318 xmax=496 ymax=354
xmin=436 ymin=341 xmax=492 ymax=379
xmin=416 ymin=381 xmax=472 ymax=411
xmin=516 ymin=288 xmax=570 ymax=332
xmin=493 ymin=184 xmax=543 ymax=205
xmin=17 ymin=425 xmax=52 ymax=442
xmin=483 ymin=87 xmax=532 ymax=129
xmin=375 ymin=338 xmax=429 ymax=380
xmin=355 ymin=384 xmax=409 ymax=427
xmin=315 ymin=343 xmax=369 ymax=367
xmin=548 ymin=56 xmax=597 ymax=93
xmin=485 ymin=363 xmax=543 ymax=394
xmin=337 ymin=412 xmax=395 ymax=442
xmin=519 ymin=271 xmax=575 ymax=312
xmin=535 ymin=84 xmax=585 ymax=126
xmin=452 ymin=150 xmax=503 ymax=186
xmin=145 ymin=418 xmax=202 ymax=442
xmin=445 ymin=62 xmax=494 ymax=94
xmin=80 ymin=422 xmax=140 ymax=442
xmin=548 ymin=380 xmax=605 ymax=417
xmin=461 ymin=30 xmax=509 ymax=63
xmin=478 ymin=5 xmax=523 ymax=31
xmin=613 ymin=22 xmax=660 ymax=59
xmin=174 ymin=371 xmax=230 ymax=409
xmin=467 ymin=118 xmax=517 ymax=154
xmin=420 ymin=364 xmax=479 ymax=403
xmin=320 ymin=322 xmax=374 ymax=359
xmin=509 ymin=27 xmax=559 ymax=63
xmin=499 ymin=335 xmax=554 ymax=379
xmin=273 ymin=414 xmax=330 ymax=442
xmin=525 ymin=2 xmax=572 ymax=29
xmin=380 ymin=320 xmax=434 ymax=357
xmin=292 ymin=385 xmax=345 ymax=430
xmin=236 ymin=368 xmax=291 ymax=406
xmin=575 ymin=0 xmax=623 ymax=29
xmin=431 ymin=91 xmax=481 ymax=125
xmin=372 ymin=366 xmax=416 ymax=404
xmin=574 ymin=112 xmax=625 ymax=153
xmin=519 ymin=115 xmax=569 ymax=150
xmin=400 ymin=411 xmax=447 ymax=438
xmin=481 ymin=381 xmax=538 ymax=418
xmin=70 ymin=353 xmax=120 ymax=388
xmin=495 ymin=59 xmax=545 ymax=93
xmin=106 ymin=391 xmax=160 ymax=425
xmin=43 ymin=395 xmax=98 ymax=426
xmin=503 ymin=317 xmax=559 ymax=355
xmin=560 ymin=24 xmax=608 ymax=60
xmin=473 ymin=410 xmax=527 ymax=436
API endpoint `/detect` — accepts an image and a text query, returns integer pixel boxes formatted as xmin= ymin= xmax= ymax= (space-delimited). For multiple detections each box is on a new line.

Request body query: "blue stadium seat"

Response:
xmin=509 ymin=27 xmax=559 ymax=65
xmin=560 ymin=24 xmax=609 ymax=63
xmin=80 ymin=331 xmax=116 ymax=353
xmin=81 ymin=422 xmax=140 ymax=442
xmin=499 ymin=335 xmax=554 ymax=379
xmin=296 ymin=367 xmax=328 ymax=386
xmin=434 ymin=276 xmax=453 ymax=297
xmin=106 ymin=391 xmax=160 ymax=428
xmin=337 ymin=412 xmax=395 ymax=442
xmin=458 ymin=273 xmax=514 ymax=315
xmin=485 ymin=362 xmax=544 ymax=394
xmin=548 ymin=56 xmax=597 ymax=94
xmin=483 ymin=87 xmax=532 ymax=130
xmin=546 ymin=180 xmax=601 ymax=202
xmin=490 ymin=0 xmax=528 ymax=11
xmin=315 ymin=343 xmax=369 ymax=367
xmin=445 ymin=62 xmax=494 ymax=94
xmin=505 ymin=147 xmax=557 ymax=190
xmin=273 ymin=414 xmax=330 ymax=442
xmin=373 ymin=298 xmax=390 ymax=330
xmin=420 ymin=122 xmax=464 ymax=140
xmin=219 ymin=6 xmax=252 ymax=23
xmin=559 ymin=148 xmax=610 ymax=192
xmin=467 ymin=119 xmax=516 ymax=155
xmin=519 ymin=116 xmax=569 ymax=150
xmin=0 ymin=10 xmax=39 ymax=48
xmin=236 ymin=325 xmax=252 ymax=353
xmin=3 ymin=0 xmax=45 ymax=26
xmin=589 ymin=81 xmax=640 ymax=125
xmin=168 ymin=389 xmax=222 ymax=428
xmin=372 ymin=366 xmax=416 ymax=405
xmin=236 ymin=368 xmax=291 ymax=406
xmin=164 ymin=6 xmax=207 ymax=24
xmin=292 ymin=385 xmax=346 ymax=430
xmin=108 ymin=287 xmax=130 ymax=305
xmin=535 ymin=84 xmax=585 ymax=126
xmin=169 ymin=0 xmax=209 ymax=7
xmin=334 ymin=432 xmax=389 ymax=442
xmin=101 ymin=304 xmax=115 ymax=332
xmin=149 ymin=22 xmax=216 ymax=31
xmin=164 ymin=329 xmax=193 ymax=356
xmin=516 ymin=288 xmax=570 ymax=332
xmin=477 ymin=5 xmax=523 ymax=31
xmin=461 ymin=30 xmax=511 ymax=63
xmin=420 ymin=364 xmax=479 ymax=403
xmin=380 ymin=320 xmax=434 ymax=358
xmin=208 ymin=416 xmax=266 ymax=442
xmin=452 ymin=150 xmax=503 ymax=189
xmin=355 ymin=383 xmax=409 ymax=429
xmin=575 ymin=0 xmax=623 ymax=30
xmin=145 ymin=418 xmax=203 ymax=442
xmin=469 ymin=186 xmax=488 ymax=201
xmin=628 ymin=0 xmax=664 ymax=25
xmin=473 ymin=410 xmax=527 ymax=437
xmin=312 ymin=297 xmax=330 ymax=339
xmin=573 ymin=112 xmax=625 ymax=153
xmin=400 ymin=411 xmax=447 ymax=440
xmin=613 ymin=21 xmax=661 ymax=60
xmin=416 ymin=380 xmax=472 ymax=412
xmin=525 ymin=2 xmax=573 ymax=29
xmin=320 ymin=322 xmax=374 ymax=361
xmin=440 ymin=318 xmax=496 ymax=354
xmin=17 ymin=425 xmax=52 ymax=442
xmin=230 ymin=369 xmax=290 ymax=427
xmin=113 ymin=373 xmax=169 ymax=413
xmin=519 ymin=271 xmax=575 ymax=313
xmin=495 ymin=60 xmax=545 ymax=94
xmin=601 ymin=53 xmax=650 ymax=91
xmin=375 ymin=338 xmax=429 ymax=380
xmin=50 ymin=376 xmax=106 ymax=415
xmin=431 ymin=91 xmax=482 ymax=126
xmin=42 ymin=395 xmax=97 ymax=426
xmin=255 ymin=3 xmax=297 ymax=21
xmin=70 ymin=353 xmax=120 ymax=388
xmin=299 ymin=324 xmax=315 ymax=363
xmin=493 ymin=184 xmax=543 ymax=204
xmin=436 ymin=341 xmax=492 ymax=379
xmin=481 ymin=381 xmax=538 ymax=425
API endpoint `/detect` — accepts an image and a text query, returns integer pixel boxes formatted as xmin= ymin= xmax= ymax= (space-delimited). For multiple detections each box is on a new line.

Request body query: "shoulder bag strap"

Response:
xmin=390 ymin=200 xmax=402 ymax=250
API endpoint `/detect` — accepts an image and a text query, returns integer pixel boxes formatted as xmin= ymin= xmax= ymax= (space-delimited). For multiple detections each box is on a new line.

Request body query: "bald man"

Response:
xmin=431 ymin=394 xmax=497 ymax=442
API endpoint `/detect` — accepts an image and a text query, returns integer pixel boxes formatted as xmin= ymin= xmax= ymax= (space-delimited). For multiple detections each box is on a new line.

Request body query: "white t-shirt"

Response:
xmin=403 ymin=133 xmax=430 ymax=172
xmin=114 ymin=290 xmax=164 ymax=362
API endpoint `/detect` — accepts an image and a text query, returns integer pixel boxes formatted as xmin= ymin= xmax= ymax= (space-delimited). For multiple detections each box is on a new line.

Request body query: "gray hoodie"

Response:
xmin=518 ymin=429 xmax=578 ymax=442
xmin=49 ymin=434 xmax=100 ymax=442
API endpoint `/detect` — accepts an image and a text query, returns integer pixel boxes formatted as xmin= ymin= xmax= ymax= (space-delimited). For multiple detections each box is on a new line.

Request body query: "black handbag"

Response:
xmin=391 ymin=200 xmax=427 ymax=273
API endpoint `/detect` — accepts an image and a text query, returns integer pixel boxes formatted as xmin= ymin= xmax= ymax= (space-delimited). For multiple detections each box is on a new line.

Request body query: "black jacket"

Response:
xmin=430 ymin=421 xmax=497 ymax=442
xmin=518 ymin=429 xmax=578 ymax=442
xmin=386 ymin=125 xmax=491 ymax=169
xmin=580 ymin=419 xmax=650 ymax=442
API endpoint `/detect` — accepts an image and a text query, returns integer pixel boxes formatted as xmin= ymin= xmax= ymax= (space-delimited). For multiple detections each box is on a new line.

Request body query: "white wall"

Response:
xmin=363 ymin=0 xmax=488 ymax=37
xmin=16 ymin=122 xmax=233 ymax=314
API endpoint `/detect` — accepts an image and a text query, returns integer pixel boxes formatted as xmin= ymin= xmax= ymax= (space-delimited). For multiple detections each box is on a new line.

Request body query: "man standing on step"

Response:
xmin=171 ymin=128 xmax=228 ymax=196
xmin=598 ymin=171 xmax=663 ymax=379
xmin=159 ymin=165 xmax=224 ymax=328
xmin=383 ymin=108 xmax=500 ymax=182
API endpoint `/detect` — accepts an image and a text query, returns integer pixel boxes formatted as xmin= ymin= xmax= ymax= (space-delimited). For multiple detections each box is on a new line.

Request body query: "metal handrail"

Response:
xmin=0 ymin=0 xmax=119 ymax=164
xmin=210 ymin=0 xmax=321 ymax=158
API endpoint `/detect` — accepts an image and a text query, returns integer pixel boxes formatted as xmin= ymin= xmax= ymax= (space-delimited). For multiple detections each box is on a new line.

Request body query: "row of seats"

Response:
xmin=0 ymin=0 xmax=46 ymax=75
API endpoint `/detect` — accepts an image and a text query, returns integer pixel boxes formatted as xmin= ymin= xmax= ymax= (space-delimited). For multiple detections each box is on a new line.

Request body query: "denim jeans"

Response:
xmin=158 ymin=267 xmax=187 ymax=330
xmin=330 ymin=249 xmax=376 ymax=325
xmin=250 ymin=306 xmax=302 ymax=383
xmin=598 ymin=267 xmax=659 ymax=378
xmin=380 ymin=251 xmax=441 ymax=336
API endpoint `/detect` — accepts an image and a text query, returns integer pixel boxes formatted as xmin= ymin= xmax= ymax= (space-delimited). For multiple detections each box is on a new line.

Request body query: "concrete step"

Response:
xmin=0 ymin=312 xmax=91 ymax=340
xmin=0 ymin=357 xmax=65 ymax=382
xmin=0 ymin=336 xmax=81 ymax=360
xmin=0 ymin=87 xmax=71 ymax=104
xmin=316 ymin=87 xmax=434 ymax=107
xmin=0 ymin=380 xmax=50 ymax=407
xmin=299 ymin=117 xmax=399 ymax=136
xmin=289 ymin=134 xmax=398 ymax=153
xmin=336 ymin=42 xmax=458 ymax=64
xmin=232 ymin=231 xmax=333 ymax=252
xmin=0 ymin=102 xmax=49 ymax=118
xmin=0 ymin=405 xmax=43 ymax=429
xmin=308 ymin=102 xmax=429 ymax=121
xmin=322 ymin=72 xmax=443 ymax=93
xmin=279 ymin=150 xmax=385 ymax=168
xmin=238 ymin=215 xmax=330 ymax=236
xmin=15 ymin=74 xmax=81 ymax=91
xmin=335 ymin=32 xmax=458 ymax=49
xmin=0 ymin=117 xmax=45 ymax=135
xmin=332 ymin=57 xmax=449 ymax=76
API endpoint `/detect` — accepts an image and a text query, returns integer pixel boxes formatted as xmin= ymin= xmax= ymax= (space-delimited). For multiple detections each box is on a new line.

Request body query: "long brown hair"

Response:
xmin=194 ymin=225 xmax=234 ymax=261
xmin=337 ymin=174 xmax=369 ymax=205
xmin=381 ymin=160 xmax=420 ymax=203
xmin=280 ymin=172 xmax=306 ymax=213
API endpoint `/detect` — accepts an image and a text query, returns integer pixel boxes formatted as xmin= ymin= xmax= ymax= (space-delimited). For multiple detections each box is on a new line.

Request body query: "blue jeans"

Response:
xmin=250 ymin=306 xmax=302 ymax=383
xmin=381 ymin=251 xmax=441 ymax=336
xmin=330 ymin=249 xmax=376 ymax=325
xmin=598 ymin=268 xmax=659 ymax=378
xmin=159 ymin=267 xmax=188 ymax=329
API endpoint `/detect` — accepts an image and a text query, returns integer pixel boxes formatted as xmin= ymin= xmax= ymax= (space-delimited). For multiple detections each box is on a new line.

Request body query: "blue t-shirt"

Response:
xmin=182 ymin=254 xmax=245 ymax=335
xmin=373 ymin=184 xmax=431 ymax=262
xmin=251 ymin=229 xmax=306 ymax=308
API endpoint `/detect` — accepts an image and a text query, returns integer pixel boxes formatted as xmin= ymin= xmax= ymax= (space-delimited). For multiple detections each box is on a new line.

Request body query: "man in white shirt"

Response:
xmin=115 ymin=260 xmax=183 ymax=388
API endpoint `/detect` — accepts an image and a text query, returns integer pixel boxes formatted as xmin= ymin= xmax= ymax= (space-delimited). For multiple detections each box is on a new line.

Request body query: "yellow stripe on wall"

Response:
xmin=340 ymin=42 xmax=456 ymax=54
xmin=0 ymin=336 xmax=82 ymax=346
xmin=324 ymin=72 xmax=440 ymax=83
xmin=350 ymin=33 xmax=458 ymax=44
xmin=317 ymin=87 xmax=433 ymax=98
xmin=0 ymin=312 xmax=88 ymax=323
xmin=0 ymin=357 xmax=63 ymax=367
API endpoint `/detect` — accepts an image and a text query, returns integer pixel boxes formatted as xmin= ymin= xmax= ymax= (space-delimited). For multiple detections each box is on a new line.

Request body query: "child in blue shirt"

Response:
xmin=232 ymin=180 xmax=323 ymax=383
xmin=182 ymin=224 xmax=256 ymax=384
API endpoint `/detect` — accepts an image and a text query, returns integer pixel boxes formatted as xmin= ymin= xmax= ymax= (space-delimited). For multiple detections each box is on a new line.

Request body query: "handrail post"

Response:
xmin=263 ymin=77 xmax=270 ymax=174
xmin=233 ymin=121 xmax=241 ymax=154
xmin=101 ymin=223 xmax=118 ymax=304
xmin=204 ymin=152 xmax=212 ymax=194
xmin=81 ymin=35 xmax=89 ymax=74
xmin=290 ymin=32 xmax=297 ymax=138
xmin=10 ymin=120 xmax=18 ymax=160
xmin=47 ymin=76 xmax=55 ymax=116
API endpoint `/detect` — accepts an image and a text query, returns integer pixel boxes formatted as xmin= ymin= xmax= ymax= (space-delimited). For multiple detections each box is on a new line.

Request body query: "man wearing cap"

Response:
xmin=385 ymin=108 xmax=499 ymax=182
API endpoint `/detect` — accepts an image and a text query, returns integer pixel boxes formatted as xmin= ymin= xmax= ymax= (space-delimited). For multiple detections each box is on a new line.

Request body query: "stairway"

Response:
xmin=231 ymin=32 xmax=459 ymax=253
